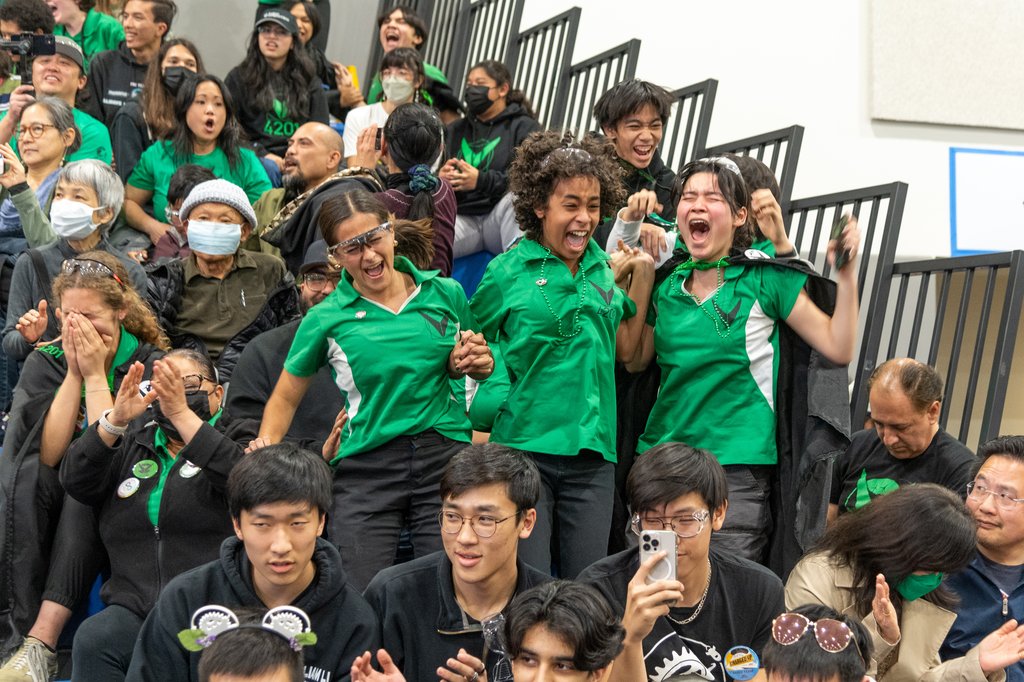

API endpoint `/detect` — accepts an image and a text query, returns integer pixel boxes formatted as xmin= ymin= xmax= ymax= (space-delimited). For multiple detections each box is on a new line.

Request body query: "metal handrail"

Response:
xmin=703 ymin=125 xmax=805 ymax=212
xmin=512 ymin=7 xmax=581 ymax=127
xmin=658 ymin=79 xmax=718 ymax=172
xmin=558 ymin=39 xmax=641 ymax=134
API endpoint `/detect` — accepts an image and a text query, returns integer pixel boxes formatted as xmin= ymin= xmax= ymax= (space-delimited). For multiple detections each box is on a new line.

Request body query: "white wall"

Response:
xmin=519 ymin=0 xmax=1024 ymax=262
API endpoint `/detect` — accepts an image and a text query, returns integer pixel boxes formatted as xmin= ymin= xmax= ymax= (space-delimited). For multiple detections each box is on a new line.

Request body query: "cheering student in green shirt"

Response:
xmin=469 ymin=130 xmax=656 ymax=579
xmin=259 ymin=189 xmax=493 ymax=591
xmin=626 ymin=156 xmax=862 ymax=564
xmin=51 ymin=0 xmax=125 ymax=67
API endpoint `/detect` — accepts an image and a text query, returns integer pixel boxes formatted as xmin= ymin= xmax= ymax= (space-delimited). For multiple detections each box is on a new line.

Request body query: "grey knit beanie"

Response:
xmin=179 ymin=179 xmax=258 ymax=229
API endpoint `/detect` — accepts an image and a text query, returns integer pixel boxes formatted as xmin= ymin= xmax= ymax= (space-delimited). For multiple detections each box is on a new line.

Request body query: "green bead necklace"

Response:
xmin=671 ymin=257 xmax=733 ymax=339
xmin=536 ymin=248 xmax=588 ymax=339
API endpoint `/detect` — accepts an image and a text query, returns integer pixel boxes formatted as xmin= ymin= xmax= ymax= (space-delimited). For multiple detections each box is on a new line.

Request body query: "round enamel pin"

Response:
xmin=117 ymin=477 xmax=140 ymax=499
xmin=724 ymin=646 xmax=760 ymax=681
xmin=535 ymin=278 xmax=547 ymax=286
xmin=180 ymin=461 xmax=201 ymax=479
xmin=132 ymin=459 xmax=158 ymax=479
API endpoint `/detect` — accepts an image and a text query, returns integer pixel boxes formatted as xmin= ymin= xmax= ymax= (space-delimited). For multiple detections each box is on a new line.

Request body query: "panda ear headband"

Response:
xmin=177 ymin=604 xmax=318 ymax=653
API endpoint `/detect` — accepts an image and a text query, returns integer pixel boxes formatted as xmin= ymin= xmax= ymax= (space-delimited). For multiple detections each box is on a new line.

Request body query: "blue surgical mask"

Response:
xmin=186 ymin=220 xmax=242 ymax=256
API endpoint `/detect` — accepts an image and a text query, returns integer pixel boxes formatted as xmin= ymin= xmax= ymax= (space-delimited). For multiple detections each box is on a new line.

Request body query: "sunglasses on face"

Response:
xmin=327 ymin=222 xmax=392 ymax=258
xmin=61 ymin=258 xmax=126 ymax=289
xmin=772 ymin=612 xmax=862 ymax=658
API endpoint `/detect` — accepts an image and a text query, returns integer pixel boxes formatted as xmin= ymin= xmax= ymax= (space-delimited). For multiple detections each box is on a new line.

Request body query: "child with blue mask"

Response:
xmin=146 ymin=178 xmax=299 ymax=383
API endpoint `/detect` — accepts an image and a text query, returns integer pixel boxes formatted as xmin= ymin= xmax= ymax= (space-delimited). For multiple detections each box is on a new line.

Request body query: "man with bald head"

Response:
xmin=828 ymin=358 xmax=976 ymax=521
xmin=246 ymin=121 xmax=344 ymax=253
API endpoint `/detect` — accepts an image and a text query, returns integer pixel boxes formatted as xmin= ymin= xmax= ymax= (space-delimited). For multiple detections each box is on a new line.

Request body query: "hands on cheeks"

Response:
xmin=448 ymin=330 xmax=493 ymax=381
xmin=320 ymin=407 xmax=349 ymax=461
xmin=68 ymin=313 xmax=113 ymax=382
xmin=16 ymin=299 xmax=48 ymax=345
xmin=350 ymin=648 xmax=407 ymax=682
xmin=622 ymin=552 xmax=685 ymax=646
xmin=149 ymin=358 xmax=190 ymax=420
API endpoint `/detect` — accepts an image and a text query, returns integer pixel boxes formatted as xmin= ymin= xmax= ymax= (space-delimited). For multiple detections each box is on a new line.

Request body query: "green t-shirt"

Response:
xmin=638 ymin=260 xmax=808 ymax=465
xmin=470 ymin=238 xmax=636 ymax=461
xmin=284 ymin=256 xmax=474 ymax=461
xmin=367 ymin=61 xmax=448 ymax=104
xmin=127 ymin=141 xmax=272 ymax=224
xmin=55 ymin=9 xmax=125 ymax=67
xmin=4 ymin=107 xmax=112 ymax=164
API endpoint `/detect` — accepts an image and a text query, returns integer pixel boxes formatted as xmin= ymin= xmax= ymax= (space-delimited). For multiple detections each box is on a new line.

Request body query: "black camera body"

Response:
xmin=0 ymin=33 xmax=56 ymax=87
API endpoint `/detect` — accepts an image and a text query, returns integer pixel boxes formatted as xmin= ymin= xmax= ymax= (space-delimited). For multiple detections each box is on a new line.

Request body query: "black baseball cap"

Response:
xmin=256 ymin=8 xmax=299 ymax=36
xmin=299 ymin=240 xmax=332 ymax=276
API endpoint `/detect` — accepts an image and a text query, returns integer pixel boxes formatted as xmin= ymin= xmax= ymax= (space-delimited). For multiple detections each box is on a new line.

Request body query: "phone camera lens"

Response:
xmin=642 ymin=543 xmax=650 ymax=551
xmin=642 ymin=534 xmax=651 ymax=542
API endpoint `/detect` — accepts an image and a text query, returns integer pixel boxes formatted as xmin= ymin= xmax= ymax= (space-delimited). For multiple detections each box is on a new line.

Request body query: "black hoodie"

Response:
xmin=224 ymin=67 xmax=330 ymax=158
xmin=85 ymin=42 xmax=148 ymax=127
xmin=444 ymin=103 xmax=541 ymax=215
xmin=126 ymin=536 xmax=379 ymax=682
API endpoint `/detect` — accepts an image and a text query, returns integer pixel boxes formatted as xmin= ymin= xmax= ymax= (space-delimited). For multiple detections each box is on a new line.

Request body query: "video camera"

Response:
xmin=0 ymin=33 xmax=56 ymax=87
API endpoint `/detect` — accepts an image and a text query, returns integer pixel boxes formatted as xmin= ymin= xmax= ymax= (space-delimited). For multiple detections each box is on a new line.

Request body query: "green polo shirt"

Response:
xmin=4 ymin=107 xmax=112 ymax=164
xmin=284 ymin=256 xmax=474 ymax=462
xmin=127 ymin=141 xmax=271 ymax=224
xmin=470 ymin=238 xmax=635 ymax=461
xmin=55 ymin=9 xmax=125 ymax=67
xmin=176 ymin=250 xmax=286 ymax=361
xmin=638 ymin=260 xmax=807 ymax=465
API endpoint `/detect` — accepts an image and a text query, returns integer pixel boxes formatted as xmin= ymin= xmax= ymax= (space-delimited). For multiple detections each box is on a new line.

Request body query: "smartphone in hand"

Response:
xmin=639 ymin=530 xmax=677 ymax=584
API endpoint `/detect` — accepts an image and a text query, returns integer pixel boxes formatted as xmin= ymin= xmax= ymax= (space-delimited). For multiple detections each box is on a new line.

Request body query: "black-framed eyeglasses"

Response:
xmin=61 ymin=258 xmax=126 ymax=289
xmin=967 ymin=481 xmax=1024 ymax=510
xmin=631 ymin=509 xmax=710 ymax=539
xmin=772 ymin=612 xmax=862 ymax=659
xmin=438 ymin=510 xmax=518 ymax=538
xmin=15 ymin=122 xmax=58 ymax=140
xmin=327 ymin=222 xmax=392 ymax=258
xmin=182 ymin=373 xmax=215 ymax=396
xmin=302 ymin=271 xmax=341 ymax=292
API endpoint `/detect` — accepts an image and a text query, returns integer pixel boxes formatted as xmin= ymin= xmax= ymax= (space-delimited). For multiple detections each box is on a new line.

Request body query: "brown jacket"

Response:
xmin=786 ymin=552 xmax=1002 ymax=682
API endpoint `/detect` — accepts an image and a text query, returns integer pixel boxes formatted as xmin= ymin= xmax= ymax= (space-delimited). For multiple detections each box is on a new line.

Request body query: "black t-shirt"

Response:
xmin=830 ymin=428 xmax=976 ymax=513
xmin=579 ymin=546 xmax=784 ymax=682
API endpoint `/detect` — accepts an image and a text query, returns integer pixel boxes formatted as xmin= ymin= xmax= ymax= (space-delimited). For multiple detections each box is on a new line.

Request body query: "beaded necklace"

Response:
xmin=536 ymin=248 xmax=588 ymax=339
xmin=671 ymin=257 xmax=733 ymax=339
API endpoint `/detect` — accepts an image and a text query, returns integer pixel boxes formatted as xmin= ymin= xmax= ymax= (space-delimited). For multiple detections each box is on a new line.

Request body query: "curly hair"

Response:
xmin=52 ymin=251 xmax=171 ymax=351
xmin=507 ymin=130 xmax=625 ymax=243
xmin=812 ymin=483 xmax=975 ymax=619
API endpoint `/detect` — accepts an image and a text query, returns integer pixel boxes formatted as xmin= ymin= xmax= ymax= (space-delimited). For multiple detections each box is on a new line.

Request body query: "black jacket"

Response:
xmin=260 ymin=169 xmax=383 ymax=274
xmin=364 ymin=551 xmax=552 ymax=680
xmin=110 ymin=97 xmax=150 ymax=184
xmin=126 ymin=537 xmax=380 ymax=682
xmin=60 ymin=416 xmax=257 ymax=617
xmin=0 ymin=338 xmax=163 ymax=657
xmin=594 ymin=150 xmax=677 ymax=249
xmin=144 ymin=258 xmax=300 ymax=383
xmin=224 ymin=66 xmax=330 ymax=158
xmin=444 ymin=103 xmax=541 ymax=215
xmin=225 ymin=319 xmax=342 ymax=452
xmin=84 ymin=42 xmax=148 ymax=127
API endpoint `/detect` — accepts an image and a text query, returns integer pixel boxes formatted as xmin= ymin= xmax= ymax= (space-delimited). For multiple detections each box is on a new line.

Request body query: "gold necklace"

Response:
xmin=666 ymin=559 xmax=712 ymax=626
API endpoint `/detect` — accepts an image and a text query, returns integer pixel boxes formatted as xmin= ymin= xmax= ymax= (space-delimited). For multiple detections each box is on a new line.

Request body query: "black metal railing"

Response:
xmin=448 ymin=0 xmax=525 ymax=93
xmin=557 ymin=39 xmax=641 ymax=134
xmin=703 ymin=125 xmax=805 ymax=212
xmin=786 ymin=182 xmax=909 ymax=423
xmin=512 ymin=7 xmax=580 ymax=128
xmin=658 ymin=79 xmax=718 ymax=173
xmin=871 ymin=251 xmax=1024 ymax=446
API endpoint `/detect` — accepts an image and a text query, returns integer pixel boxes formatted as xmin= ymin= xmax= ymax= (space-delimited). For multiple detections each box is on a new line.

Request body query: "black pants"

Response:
xmin=329 ymin=431 xmax=467 ymax=591
xmin=711 ymin=464 xmax=774 ymax=564
xmin=71 ymin=605 xmax=142 ymax=681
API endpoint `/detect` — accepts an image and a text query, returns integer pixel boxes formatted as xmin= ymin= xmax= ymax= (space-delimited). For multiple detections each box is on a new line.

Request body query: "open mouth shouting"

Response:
xmin=564 ymin=228 xmax=590 ymax=253
xmin=362 ymin=259 xmax=386 ymax=281
xmin=382 ymin=27 xmax=402 ymax=49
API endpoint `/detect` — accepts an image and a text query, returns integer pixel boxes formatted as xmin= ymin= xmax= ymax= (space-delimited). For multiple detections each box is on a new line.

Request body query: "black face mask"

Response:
xmin=162 ymin=66 xmax=191 ymax=96
xmin=464 ymin=85 xmax=493 ymax=117
xmin=153 ymin=392 xmax=213 ymax=442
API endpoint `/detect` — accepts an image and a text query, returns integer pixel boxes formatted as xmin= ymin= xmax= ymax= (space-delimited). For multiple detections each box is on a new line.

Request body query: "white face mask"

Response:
xmin=186 ymin=220 xmax=242 ymax=256
xmin=50 ymin=199 xmax=105 ymax=241
xmin=381 ymin=75 xmax=414 ymax=103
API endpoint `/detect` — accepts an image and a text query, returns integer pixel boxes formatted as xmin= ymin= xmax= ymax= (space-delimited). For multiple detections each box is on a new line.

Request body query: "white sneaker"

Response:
xmin=0 ymin=637 xmax=57 ymax=682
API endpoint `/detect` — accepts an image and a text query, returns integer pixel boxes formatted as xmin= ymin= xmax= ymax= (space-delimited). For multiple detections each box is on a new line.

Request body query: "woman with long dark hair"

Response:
xmin=225 ymin=9 xmax=328 ymax=180
xmin=787 ymin=484 xmax=1024 ymax=680
xmin=110 ymin=38 xmax=203 ymax=183
xmin=440 ymin=59 xmax=541 ymax=258
xmin=376 ymin=102 xmax=455 ymax=275
xmin=344 ymin=47 xmax=423 ymax=168
xmin=124 ymin=74 xmax=271 ymax=248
